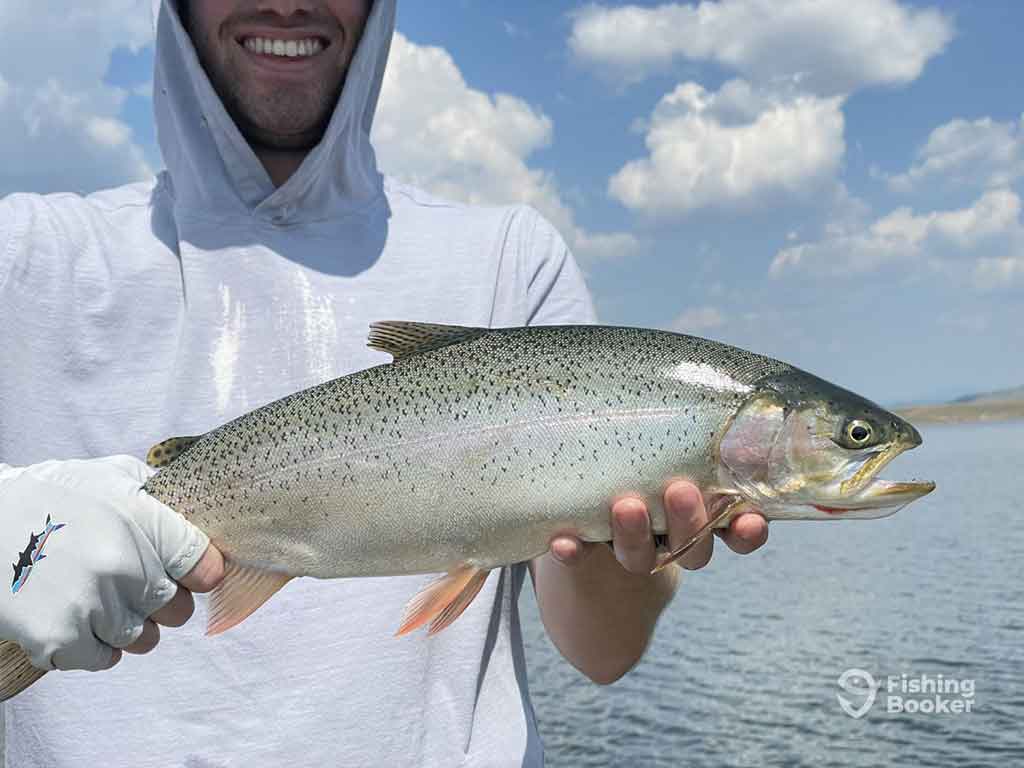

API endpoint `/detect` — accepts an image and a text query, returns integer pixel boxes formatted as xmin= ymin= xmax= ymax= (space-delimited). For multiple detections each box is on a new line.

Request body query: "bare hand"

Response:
xmin=547 ymin=480 xmax=768 ymax=573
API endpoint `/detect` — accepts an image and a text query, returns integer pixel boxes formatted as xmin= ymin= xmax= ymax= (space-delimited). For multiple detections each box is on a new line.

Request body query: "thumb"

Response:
xmin=131 ymin=487 xmax=212 ymax=584
xmin=178 ymin=543 xmax=225 ymax=594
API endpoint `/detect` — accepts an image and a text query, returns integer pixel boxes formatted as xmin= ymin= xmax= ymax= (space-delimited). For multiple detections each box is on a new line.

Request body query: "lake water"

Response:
xmin=3 ymin=422 xmax=1020 ymax=765
xmin=520 ymin=420 xmax=1024 ymax=767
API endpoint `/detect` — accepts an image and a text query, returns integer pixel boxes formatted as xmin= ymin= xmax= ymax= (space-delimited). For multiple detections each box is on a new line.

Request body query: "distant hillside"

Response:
xmin=898 ymin=385 xmax=1024 ymax=425
xmin=952 ymin=385 xmax=1024 ymax=404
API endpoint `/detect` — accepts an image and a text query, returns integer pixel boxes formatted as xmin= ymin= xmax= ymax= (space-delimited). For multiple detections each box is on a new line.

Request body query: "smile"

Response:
xmin=240 ymin=37 xmax=327 ymax=58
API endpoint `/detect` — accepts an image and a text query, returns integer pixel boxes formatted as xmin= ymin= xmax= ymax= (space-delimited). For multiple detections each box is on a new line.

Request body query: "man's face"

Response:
xmin=182 ymin=0 xmax=371 ymax=151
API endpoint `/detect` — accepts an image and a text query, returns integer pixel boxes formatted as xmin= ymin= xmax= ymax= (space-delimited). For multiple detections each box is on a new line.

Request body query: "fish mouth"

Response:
xmin=816 ymin=479 xmax=936 ymax=514
xmin=822 ymin=439 xmax=935 ymax=514
xmin=840 ymin=438 xmax=914 ymax=497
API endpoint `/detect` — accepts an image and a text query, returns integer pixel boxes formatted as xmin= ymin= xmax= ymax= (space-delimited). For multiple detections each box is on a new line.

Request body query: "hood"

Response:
xmin=151 ymin=0 xmax=395 ymax=224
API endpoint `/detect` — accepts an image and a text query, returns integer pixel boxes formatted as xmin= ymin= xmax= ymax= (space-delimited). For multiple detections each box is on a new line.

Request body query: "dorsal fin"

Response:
xmin=146 ymin=435 xmax=203 ymax=468
xmin=367 ymin=321 xmax=489 ymax=360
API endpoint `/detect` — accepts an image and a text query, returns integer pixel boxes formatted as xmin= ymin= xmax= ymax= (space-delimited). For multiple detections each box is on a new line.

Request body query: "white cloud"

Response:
xmin=0 ymin=0 xmax=153 ymax=196
xmin=572 ymin=230 xmax=645 ymax=262
xmin=771 ymin=187 xmax=1024 ymax=288
xmin=374 ymin=33 xmax=640 ymax=262
xmin=671 ymin=306 xmax=726 ymax=333
xmin=885 ymin=115 xmax=1024 ymax=193
xmin=87 ymin=116 xmax=134 ymax=148
xmin=608 ymin=79 xmax=845 ymax=214
xmin=570 ymin=0 xmax=953 ymax=95
xmin=973 ymin=257 xmax=1024 ymax=291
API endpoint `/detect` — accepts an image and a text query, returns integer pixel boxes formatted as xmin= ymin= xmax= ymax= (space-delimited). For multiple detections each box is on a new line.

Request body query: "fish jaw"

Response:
xmin=807 ymin=478 xmax=936 ymax=518
xmin=754 ymin=435 xmax=936 ymax=521
xmin=838 ymin=422 xmax=921 ymax=497
xmin=814 ymin=429 xmax=934 ymax=518
xmin=753 ymin=475 xmax=935 ymax=522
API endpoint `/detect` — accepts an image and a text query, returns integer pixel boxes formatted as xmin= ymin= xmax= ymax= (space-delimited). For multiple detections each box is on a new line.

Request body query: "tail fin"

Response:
xmin=0 ymin=640 xmax=46 ymax=701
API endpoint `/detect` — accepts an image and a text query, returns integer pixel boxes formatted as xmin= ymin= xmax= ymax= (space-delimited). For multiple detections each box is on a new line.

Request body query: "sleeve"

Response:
xmin=519 ymin=208 xmax=598 ymax=327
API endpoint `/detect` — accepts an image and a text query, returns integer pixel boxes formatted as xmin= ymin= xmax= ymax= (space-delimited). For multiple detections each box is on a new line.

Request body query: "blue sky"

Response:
xmin=2 ymin=0 xmax=1021 ymax=404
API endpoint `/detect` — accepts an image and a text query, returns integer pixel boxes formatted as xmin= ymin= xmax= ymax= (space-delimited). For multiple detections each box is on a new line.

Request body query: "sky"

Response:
xmin=0 ymin=0 xmax=1021 ymax=404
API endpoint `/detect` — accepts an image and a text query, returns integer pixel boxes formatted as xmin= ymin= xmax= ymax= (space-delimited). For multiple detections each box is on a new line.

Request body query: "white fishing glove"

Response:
xmin=0 ymin=455 xmax=208 ymax=672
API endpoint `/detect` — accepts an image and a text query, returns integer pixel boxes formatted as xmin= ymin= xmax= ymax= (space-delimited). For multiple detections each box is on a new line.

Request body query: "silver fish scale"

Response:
xmin=143 ymin=326 xmax=793 ymax=576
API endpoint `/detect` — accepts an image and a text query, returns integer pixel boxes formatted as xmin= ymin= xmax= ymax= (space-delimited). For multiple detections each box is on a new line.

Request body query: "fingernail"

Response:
xmin=614 ymin=507 xmax=648 ymax=535
xmin=550 ymin=538 xmax=578 ymax=564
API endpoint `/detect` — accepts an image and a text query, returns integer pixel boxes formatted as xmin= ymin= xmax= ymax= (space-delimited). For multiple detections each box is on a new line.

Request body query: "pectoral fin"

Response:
xmin=396 ymin=565 xmax=490 ymax=637
xmin=207 ymin=560 xmax=293 ymax=637
xmin=0 ymin=640 xmax=46 ymax=702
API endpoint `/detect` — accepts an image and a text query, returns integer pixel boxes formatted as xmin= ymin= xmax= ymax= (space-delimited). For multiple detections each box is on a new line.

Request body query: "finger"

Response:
xmin=51 ymin=640 xmax=121 ymax=672
xmin=548 ymin=535 xmax=590 ymax=566
xmin=664 ymin=481 xmax=713 ymax=570
xmin=123 ymin=620 xmax=161 ymax=655
xmin=611 ymin=496 xmax=656 ymax=574
xmin=178 ymin=544 xmax=225 ymax=594
xmin=150 ymin=584 xmax=195 ymax=627
xmin=719 ymin=513 xmax=769 ymax=554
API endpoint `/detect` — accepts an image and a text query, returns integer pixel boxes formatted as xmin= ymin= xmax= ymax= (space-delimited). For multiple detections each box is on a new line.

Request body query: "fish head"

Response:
xmin=717 ymin=371 xmax=935 ymax=520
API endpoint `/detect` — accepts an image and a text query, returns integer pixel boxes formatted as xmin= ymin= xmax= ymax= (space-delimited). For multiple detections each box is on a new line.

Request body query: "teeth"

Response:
xmin=243 ymin=37 xmax=323 ymax=58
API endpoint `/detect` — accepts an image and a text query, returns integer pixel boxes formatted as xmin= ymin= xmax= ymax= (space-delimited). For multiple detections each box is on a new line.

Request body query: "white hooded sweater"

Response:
xmin=0 ymin=0 xmax=595 ymax=765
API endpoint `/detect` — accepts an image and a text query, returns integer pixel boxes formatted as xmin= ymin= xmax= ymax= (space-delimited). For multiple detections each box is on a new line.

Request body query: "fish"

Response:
xmin=11 ymin=515 xmax=67 ymax=595
xmin=0 ymin=322 xmax=935 ymax=700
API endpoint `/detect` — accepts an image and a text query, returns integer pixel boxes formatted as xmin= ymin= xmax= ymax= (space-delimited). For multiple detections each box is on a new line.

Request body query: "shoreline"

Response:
xmin=895 ymin=400 xmax=1024 ymax=426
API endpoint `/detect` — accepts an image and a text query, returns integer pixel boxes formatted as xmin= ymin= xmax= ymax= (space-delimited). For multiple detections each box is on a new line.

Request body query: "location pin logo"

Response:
xmin=837 ymin=668 xmax=878 ymax=719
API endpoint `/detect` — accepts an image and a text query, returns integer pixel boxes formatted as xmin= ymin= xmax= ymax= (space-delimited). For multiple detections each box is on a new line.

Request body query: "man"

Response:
xmin=0 ymin=0 xmax=768 ymax=764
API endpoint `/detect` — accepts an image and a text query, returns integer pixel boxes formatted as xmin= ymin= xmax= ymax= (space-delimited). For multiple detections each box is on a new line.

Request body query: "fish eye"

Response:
xmin=845 ymin=420 xmax=873 ymax=447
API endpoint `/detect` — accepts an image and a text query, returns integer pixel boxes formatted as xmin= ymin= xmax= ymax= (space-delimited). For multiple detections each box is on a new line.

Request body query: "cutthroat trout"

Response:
xmin=0 ymin=322 xmax=934 ymax=700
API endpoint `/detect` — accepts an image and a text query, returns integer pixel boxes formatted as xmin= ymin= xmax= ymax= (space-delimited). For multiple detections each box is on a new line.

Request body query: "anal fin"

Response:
xmin=207 ymin=560 xmax=293 ymax=637
xmin=396 ymin=565 xmax=490 ymax=637
xmin=0 ymin=640 xmax=46 ymax=702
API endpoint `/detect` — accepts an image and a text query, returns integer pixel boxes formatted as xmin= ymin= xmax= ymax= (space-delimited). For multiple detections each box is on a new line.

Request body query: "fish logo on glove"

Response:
xmin=11 ymin=515 xmax=66 ymax=594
